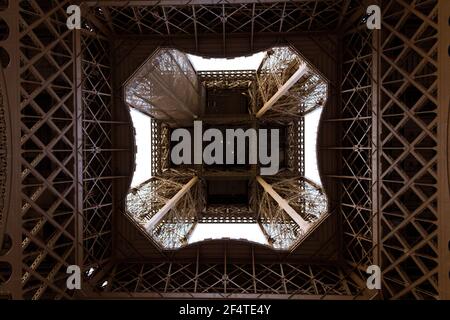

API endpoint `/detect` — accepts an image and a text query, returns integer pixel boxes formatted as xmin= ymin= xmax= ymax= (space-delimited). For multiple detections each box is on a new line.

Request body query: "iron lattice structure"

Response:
xmin=0 ymin=0 xmax=448 ymax=300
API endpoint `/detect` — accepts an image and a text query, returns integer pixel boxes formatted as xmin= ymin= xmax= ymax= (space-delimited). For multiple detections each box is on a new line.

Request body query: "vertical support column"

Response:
xmin=73 ymin=27 xmax=84 ymax=268
xmin=0 ymin=0 xmax=22 ymax=299
xmin=437 ymin=0 xmax=450 ymax=300
xmin=371 ymin=23 xmax=381 ymax=276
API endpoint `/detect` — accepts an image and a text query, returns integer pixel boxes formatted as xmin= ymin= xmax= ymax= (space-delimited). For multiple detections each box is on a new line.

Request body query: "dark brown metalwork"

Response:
xmin=0 ymin=0 xmax=448 ymax=300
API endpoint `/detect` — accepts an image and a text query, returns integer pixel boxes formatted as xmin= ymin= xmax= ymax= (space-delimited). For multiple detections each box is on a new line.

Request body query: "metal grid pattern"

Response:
xmin=81 ymin=26 xmax=114 ymax=269
xmin=378 ymin=0 xmax=440 ymax=299
xmin=198 ymin=70 xmax=256 ymax=90
xmin=19 ymin=0 xmax=79 ymax=299
xmin=84 ymin=1 xmax=349 ymax=38
xmin=0 ymin=64 xmax=7 ymax=253
xmin=94 ymin=260 xmax=360 ymax=299
xmin=200 ymin=204 xmax=256 ymax=223
xmin=0 ymin=0 xmax=447 ymax=300
xmin=339 ymin=18 xmax=375 ymax=292
xmin=0 ymin=55 xmax=9 ymax=297
xmin=286 ymin=120 xmax=304 ymax=175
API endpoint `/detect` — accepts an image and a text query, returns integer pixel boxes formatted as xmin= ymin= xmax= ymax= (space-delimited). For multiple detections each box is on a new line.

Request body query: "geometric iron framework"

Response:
xmin=123 ymin=45 xmax=329 ymax=250
xmin=0 ymin=0 xmax=448 ymax=300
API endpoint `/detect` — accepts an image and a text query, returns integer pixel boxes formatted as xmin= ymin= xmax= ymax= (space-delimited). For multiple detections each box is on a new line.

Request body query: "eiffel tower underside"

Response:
xmin=0 ymin=0 xmax=449 ymax=300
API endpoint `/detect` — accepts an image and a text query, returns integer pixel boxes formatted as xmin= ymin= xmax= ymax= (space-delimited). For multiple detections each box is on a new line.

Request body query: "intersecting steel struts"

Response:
xmin=253 ymin=47 xmax=328 ymax=121
xmin=340 ymin=19 xmax=375 ymax=293
xmin=0 ymin=65 xmax=7 ymax=252
xmin=81 ymin=24 xmax=114 ymax=269
xmin=255 ymin=175 xmax=327 ymax=249
xmin=0 ymin=61 xmax=9 ymax=297
xmin=378 ymin=0 xmax=440 ymax=299
xmin=6 ymin=0 xmax=446 ymax=301
xmin=97 ymin=259 xmax=359 ymax=298
xmin=19 ymin=0 xmax=78 ymax=300
xmin=126 ymin=169 xmax=204 ymax=249
xmin=85 ymin=1 xmax=347 ymax=40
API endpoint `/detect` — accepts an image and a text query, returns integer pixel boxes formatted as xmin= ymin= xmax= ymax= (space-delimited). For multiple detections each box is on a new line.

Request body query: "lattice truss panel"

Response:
xmin=378 ymin=0 xmax=439 ymax=299
xmin=339 ymin=18 xmax=375 ymax=290
xmin=81 ymin=23 xmax=113 ymax=269
xmin=99 ymin=260 xmax=360 ymax=298
xmin=19 ymin=0 xmax=78 ymax=299
xmin=198 ymin=70 xmax=256 ymax=91
xmin=87 ymin=1 xmax=348 ymax=36
xmin=0 ymin=15 xmax=9 ymax=296
xmin=2 ymin=0 xmax=446 ymax=300
xmin=286 ymin=120 xmax=304 ymax=175
xmin=200 ymin=204 xmax=256 ymax=223
xmin=150 ymin=119 xmax=170 ymax=176
xmin=13 ymin=0 xmax=114 ymax=299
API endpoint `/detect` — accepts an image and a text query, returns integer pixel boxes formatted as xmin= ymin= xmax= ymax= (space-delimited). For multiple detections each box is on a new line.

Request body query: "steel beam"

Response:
xmin=82 ymin=0 xmax=288 ymax=6
xmin=438 ymin=0 xmax=450 ymax=300
xmin=73 ymin=25 xmax=84 ymax=271
xmin=256 ymin=63 xmax=308 ymax=118
xmin=145 ymin=176 xmax=199 ymax=231
xmin=256 ymin=176 xmax=309 ymax=230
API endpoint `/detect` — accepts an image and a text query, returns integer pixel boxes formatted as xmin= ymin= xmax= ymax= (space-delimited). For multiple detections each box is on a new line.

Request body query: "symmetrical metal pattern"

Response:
xmin=286 ymin=120 xmax=304 ymax=175
xmin=96 ymin=260 xmax=360 ymax=299
xmin=81 ymin=25 xmax=114 ymax=269
xmin=84 ymin=1 xmax=349 ymax=37
xmin=19 ymin=0 xmax=79 ymax=299
xmin=0 ymin=0 xmax=448 ymax=300
xmin=198 ymin=70 xmax=256 ymax=90
xmin=339 ymin=15 xmax=376 ymax=293
xmin=378 ymin=0 xmax=440 ymax=299
xmin=0 ymin=63 xmax=7 ymax=252
xmin=0 ymin=56 xmax=9 ymax=298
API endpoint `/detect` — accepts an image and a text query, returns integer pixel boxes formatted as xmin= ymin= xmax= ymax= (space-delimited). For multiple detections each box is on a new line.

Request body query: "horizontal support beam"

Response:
xmin=145 ymin=176 xmax=198 ymax=231
xmin=82 ymin=0 xmax=290 ymax=6
xmin=256 ymin=63 xmax=308 ymax=118
xmin=93 ymin=292 xmax=355 ymax=300
xmin=256 ymin=176 xmax=309 ymax=230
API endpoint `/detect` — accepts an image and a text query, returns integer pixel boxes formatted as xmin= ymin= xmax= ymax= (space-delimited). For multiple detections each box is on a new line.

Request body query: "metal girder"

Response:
xmin=1 ymin=0 xmax=446 ymax=301
xmin=82 ymin=0 xmax=291 ymax=5
xmin=91 ymin=260 xmax=358 ymax=298
xmin=84 ymin=1 xmax=348 ymax=40
xmin=376 ymin=0 xmax=441 ymax=299
xmin=256 ymin=176 xmax=309 ymax=230
xmin=256 ymin=63 xmax=308 ymax=118
xmin=145 ymin=176 xmax=199 ymax=232
xmin=339 ymin=11 xmax=375 ymax=295
xmin=437 ymin=0 xmax=450 ymax=300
